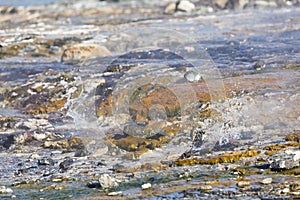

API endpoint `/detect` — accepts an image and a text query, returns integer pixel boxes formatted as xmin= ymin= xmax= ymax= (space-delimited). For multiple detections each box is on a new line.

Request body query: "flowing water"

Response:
xmin=0 ymin=2 xmax=300 ymax=199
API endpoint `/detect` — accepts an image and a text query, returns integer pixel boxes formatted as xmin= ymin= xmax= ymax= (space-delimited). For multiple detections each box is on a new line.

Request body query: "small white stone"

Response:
xmin=0 ymin=186 xmax=13 ymax=194
xmin=177 ymin=0 xmax=195 ymax=13
xmin=237 ymin=181 xmax=250 ymax=187
xmin=141 ymin=183 xmax=151 ymax=190
xmin=282 ymin=188 xmax=290 ymax=193
xmin=200 ymin=185 xmax=212 ymax=190
xmin=108 ymin=191 xmax=122 ymax=196
xmin=261 ymin=178 xmax=272 ymax=184
xmin=27 ymin=89 xmax=36 ymax=95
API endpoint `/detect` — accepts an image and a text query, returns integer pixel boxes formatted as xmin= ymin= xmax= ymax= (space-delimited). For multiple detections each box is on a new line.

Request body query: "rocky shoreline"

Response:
xmin=1 ymin=0 xmax=300 ymax=199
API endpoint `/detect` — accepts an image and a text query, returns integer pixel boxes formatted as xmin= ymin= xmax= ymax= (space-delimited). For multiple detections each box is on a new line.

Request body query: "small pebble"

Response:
xmin=108 ymin=191 xmax=122 ymax=196
xmin=261 ymin=178 xmax=272 ymax=184
xmin=200 ymin=185 xmax=212 ymax=190
xmin=184 ymin=71 xmax=201 ymax=82
xmin=282 ymin=188 xmax=290 ymax=193
xmin=142 ymin=183 xmax=152 ymax=190
xmin=237 ymin=181 xmax=250 ymax=187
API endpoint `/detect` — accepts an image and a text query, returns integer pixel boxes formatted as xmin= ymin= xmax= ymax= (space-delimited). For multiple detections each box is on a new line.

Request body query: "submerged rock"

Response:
xmin=61 ymin=44 xmax=111 ymax=64
xmin=184 ymin=71 xmax=202 ymax=82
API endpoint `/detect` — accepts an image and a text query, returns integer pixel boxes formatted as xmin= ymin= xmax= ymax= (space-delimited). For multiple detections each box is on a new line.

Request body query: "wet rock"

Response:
xmin=74 ymin=148 xmax=88 ymax=157
xmin=43 ymin=136 xmax=83 ymax=151
xmin=277 ymin=187 xmax=290 ymax=194
xmin=31 ymin=131 xmax=48 ymax=141
xmin=0 ymin=186 xmax=13 ymax=194
xmin=112 ymin=163 xmax=125 ymax=172
xmin=97 ymin=161 xmax=106 ymax=166
xmin=21 ymin=45 xmax=38 ymax=54
xmin=13 ymin=131 xmax=31 ymax=145
xmin=0 ymin=117 xmax=18 ymax=130
xmin=38 ymin=157 xmax=55 ymax=166
xmin=176 ymin=149 xmax=260 ymax=166
xmin=40 ymin=184 xmax=67 ymax=192
xmin=3 ymin=72 xmax=80 ymax=115
xmin=268 ymin=149 xmax=300 ymax=170
xmin=61 ymin=44 xmax=111 ymax=64
xmin=1 ymin=131 xmax=31 ymax=148
xmin=107 ymin=132 xmax=169 ymax=157
xmin=98 ymin=174 xmax=119 ymax=188
xmin=16 ymin=119 xmax=51 ymax=130
xmin=59 ymin=157 xmax=74 ymax=170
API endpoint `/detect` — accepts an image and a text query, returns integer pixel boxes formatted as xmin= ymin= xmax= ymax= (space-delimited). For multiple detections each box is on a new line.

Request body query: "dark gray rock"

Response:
xmin=59 ymin=157 xmax=74 ymax=170
xmin=38 ymin=157 xmax=55 ymax=166
xmin=87 ymin=181 xmax=100 ymax=188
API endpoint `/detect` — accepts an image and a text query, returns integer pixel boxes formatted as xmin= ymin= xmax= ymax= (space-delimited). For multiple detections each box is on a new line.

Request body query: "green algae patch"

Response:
xmin=263 ymin=142 xmax=300 ymax=156
xmin=43 ymin=136 xmax=84 ymax=151
xmin=175 ymin=149 xmax=260 ymax=166
xmin=107 ymin=133 xmax=170 ymax=160
xmin=25 ymin=98 xmax=67 ymax=115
